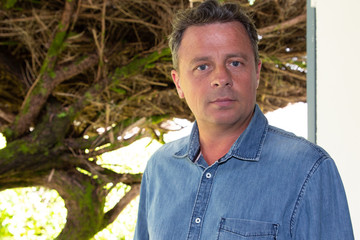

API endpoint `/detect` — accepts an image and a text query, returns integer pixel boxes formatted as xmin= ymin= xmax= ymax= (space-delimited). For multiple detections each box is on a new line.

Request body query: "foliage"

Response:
xmin=0 ymin=187 xmax=66 ymax=239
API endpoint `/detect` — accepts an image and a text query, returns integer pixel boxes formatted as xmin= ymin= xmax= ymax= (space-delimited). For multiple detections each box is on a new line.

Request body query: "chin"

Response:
xmin=209 ymin=117 xmax=241 ymax=126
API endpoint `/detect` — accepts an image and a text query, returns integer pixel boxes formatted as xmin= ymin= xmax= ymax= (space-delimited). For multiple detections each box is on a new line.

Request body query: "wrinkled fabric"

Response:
xmin=134 ymin=105 xmax=354 ymax=240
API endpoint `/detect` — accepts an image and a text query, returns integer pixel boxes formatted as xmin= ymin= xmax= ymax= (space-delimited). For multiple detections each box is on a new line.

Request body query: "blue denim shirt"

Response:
xmin=134 ymin=105 xmax=354 ymax=240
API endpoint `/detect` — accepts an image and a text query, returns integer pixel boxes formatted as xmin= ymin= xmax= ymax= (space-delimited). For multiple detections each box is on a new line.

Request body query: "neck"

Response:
xmin=198 ymin=119 xmax=251 ymax=166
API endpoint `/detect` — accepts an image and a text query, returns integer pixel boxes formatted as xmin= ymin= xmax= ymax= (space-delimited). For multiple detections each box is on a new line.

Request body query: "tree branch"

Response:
xmin=0 ymin=108 xmax=15 ymax=123
xmin=11 ymin=0 xmax=77 ymax=139
xmin=51 ymin=54 xmax=99 ymax=88
xmin=264 ymin=64 xmax=306 ymax=82
xmin=258 ymin=14 xmax=306 ymax=36
xmin=101 ymin=184 xmax=141 ymax=229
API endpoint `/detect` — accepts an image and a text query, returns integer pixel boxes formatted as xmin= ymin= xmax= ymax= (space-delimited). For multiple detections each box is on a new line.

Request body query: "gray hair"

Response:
xmin=169 ymin=0 xmax=259 ymax=70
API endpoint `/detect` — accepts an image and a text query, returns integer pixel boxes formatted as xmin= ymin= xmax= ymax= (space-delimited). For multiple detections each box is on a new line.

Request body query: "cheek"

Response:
xmin=235 ymin=78 xmax=257 ymax=98
xmin=183 ymin=86 xmax=202 ymax=109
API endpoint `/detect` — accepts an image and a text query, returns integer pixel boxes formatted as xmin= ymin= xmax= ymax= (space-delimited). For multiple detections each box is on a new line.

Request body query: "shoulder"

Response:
xmin=265 ymin=125 xmax=331 ymax=165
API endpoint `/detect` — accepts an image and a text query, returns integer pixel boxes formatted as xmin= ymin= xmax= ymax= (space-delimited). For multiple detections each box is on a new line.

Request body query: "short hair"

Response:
xmin=169 ymin=0 xmax=259 ymax=70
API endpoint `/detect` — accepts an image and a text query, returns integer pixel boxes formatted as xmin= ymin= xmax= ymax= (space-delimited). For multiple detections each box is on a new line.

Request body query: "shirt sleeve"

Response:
xmin=291 ymin=157 xmax=354 ymax=239
xmin=133 ymin=170 xmax=149 ymax=240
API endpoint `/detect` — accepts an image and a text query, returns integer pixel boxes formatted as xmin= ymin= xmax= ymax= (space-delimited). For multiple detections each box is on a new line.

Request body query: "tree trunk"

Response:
xmin=49 ymin=170 xmax=106 ymax=240
xmin=0 ymin=102 xmax=142 ymax=238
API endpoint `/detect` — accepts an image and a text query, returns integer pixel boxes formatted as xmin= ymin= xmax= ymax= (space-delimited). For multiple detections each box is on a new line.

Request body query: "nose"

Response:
xmin=210 ymin=65 xmax=233 ymax=88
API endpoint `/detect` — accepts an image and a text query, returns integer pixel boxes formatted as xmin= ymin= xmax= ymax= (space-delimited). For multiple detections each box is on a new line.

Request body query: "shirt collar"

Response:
xmin=174 ymin=104 xmax=268 ymax=162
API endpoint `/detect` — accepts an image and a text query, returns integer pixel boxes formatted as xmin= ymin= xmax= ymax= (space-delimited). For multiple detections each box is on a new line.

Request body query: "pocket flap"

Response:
xmin=220 ymin=218 xmax=279 ymax=237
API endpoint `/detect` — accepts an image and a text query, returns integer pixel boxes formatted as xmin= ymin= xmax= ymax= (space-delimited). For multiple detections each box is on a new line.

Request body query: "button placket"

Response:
xmin=186 ymin=164 xmax=218 ymax=240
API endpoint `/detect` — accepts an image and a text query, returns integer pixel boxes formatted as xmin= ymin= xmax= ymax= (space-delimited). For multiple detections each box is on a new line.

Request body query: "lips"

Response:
xmin=212 ymin=97 xmax=234 ymax=102
xmin=210 ymin=97 xmax=236 ymax=107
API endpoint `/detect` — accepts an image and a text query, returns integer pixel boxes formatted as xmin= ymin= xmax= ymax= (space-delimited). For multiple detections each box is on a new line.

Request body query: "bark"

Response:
xmin=11 ymin=0 xmax=77 ymax=139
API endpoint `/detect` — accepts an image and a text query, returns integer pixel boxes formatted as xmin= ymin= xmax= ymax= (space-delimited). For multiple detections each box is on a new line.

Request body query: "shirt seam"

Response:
xmin=289 ymin=156 xmax=328 ymax=237
xmin=267 ymin=126 xmax=330 ymax=158
xmin=144 ymin=166 xmax=150 ymax=222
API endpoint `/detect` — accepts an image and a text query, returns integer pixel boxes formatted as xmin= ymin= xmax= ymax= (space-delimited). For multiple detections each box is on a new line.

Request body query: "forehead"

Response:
xmin=183 ymin=21 xmax=248 ymax=38
xmin=178 ymin=21 xmax=254 ymax=62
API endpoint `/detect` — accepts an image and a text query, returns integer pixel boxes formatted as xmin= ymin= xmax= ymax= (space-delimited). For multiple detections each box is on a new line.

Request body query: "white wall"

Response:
xmin=315 ymin=0 xmax=360 ymax=238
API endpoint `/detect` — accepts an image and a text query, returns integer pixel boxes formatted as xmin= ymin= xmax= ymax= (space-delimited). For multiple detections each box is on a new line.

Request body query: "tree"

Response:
xmin=0 ymin=0 xmax=306 ymax=239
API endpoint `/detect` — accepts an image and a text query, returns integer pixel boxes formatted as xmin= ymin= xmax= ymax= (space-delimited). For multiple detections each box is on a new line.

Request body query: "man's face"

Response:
xmin=171 ymin=21 xmax=261 ymax=129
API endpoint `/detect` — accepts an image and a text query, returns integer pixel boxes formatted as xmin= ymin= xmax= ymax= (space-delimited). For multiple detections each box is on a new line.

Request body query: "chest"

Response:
xmin=146 ymin=158 xmax=303 ymax=239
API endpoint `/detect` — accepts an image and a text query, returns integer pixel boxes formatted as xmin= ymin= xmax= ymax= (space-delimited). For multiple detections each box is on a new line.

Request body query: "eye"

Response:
xmin=196 ymin=64 xmax=208 ymax=71
xmin=230 ymin=61 xmax=241 ymax=67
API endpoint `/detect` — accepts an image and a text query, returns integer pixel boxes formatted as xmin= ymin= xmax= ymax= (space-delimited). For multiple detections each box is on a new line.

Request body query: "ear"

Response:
xmin=171 ymin=69 xmax=185 ymax=98
xmin=256 ymin=60 xmax=262 ymax=89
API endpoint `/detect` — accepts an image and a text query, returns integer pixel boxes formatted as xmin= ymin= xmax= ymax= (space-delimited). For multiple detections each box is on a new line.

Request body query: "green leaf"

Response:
xmin=112 ymin=48 xmax=171 ymax=81
xmin=57 ymin=112 xmax=67 ymax=118
xmin=150 ymin=114 xmax=169 ymax=124
xmin=110 ymin=87 xmax=127 ymax=94
xmin=3 ymin=0 xmax=17 ymax=9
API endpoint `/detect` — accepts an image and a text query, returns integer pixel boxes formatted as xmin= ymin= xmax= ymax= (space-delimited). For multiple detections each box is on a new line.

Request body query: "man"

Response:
xmin=134 ymin=0 xmax=354 ymax=239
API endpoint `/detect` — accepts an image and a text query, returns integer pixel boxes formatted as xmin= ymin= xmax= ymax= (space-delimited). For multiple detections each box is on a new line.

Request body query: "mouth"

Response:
xmin=210 ymin=97 xmax=236 ymax=107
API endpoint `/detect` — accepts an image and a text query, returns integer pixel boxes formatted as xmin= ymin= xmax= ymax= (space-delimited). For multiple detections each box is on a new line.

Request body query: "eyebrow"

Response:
xmin=189 ymin=56 xmax=211 ymax=66
xmin=189 ymin=53 xmax=250 ymax=66
xmin=226 ymin=53 xmax=250 ymax=61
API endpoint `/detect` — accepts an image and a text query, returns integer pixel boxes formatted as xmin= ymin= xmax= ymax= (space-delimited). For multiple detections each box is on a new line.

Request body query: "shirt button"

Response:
xmin=205 ymin=172 xmax=212 ymax=179
xmin=195 ymin=217 xmax=201 ymax=224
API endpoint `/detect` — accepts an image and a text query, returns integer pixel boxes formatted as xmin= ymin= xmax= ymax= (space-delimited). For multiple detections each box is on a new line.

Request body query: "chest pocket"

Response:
xmin=217 ymin=218 xmax=279 ymax=240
